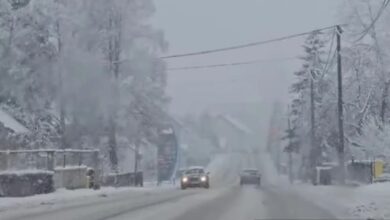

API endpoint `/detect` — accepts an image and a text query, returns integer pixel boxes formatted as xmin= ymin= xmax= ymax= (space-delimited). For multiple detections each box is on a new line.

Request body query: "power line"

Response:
xmin=355 ymin=0 xmax=389 ymax=42
xmin=161 ymin=24 xmax=345 ymax=59
xmin=167 ymin=57 xmax=298 ymax=71
xmin=321 ymin=28 xmax=337 ymax=76
xmin=324 ymin=49 xmax=337 ymax=76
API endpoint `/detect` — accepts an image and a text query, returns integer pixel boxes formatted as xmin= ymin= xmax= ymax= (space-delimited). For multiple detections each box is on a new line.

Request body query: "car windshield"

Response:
xmin=185 ymin=168 xmax=205 ymax=175
xmin=1 ymin=1 xmax=385 ymax=220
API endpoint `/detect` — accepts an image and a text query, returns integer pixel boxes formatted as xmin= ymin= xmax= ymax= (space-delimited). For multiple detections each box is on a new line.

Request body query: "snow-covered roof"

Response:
xmin=219 ymin=114 xmax=253 ymax=134
xmin=187 ymin=166 xmax=205 ymax=170
xmin=55 ymin=165 xmax=88 ymax=171
xmin=0 ymin=109 xmax=29 ymax=134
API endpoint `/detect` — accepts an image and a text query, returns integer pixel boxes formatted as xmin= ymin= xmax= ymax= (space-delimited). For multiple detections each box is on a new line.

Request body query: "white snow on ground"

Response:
xmin=350 ymin=183 xmax=390 ymax=219
xmin=258 ymin=153 xmax=390 ymax=219
xmin=291 ymin=181 xmax=390 ymax=219
xmin=0 ymin=153 xmax=231 ymax=214
xmin=0 ymin=152 xmax=238 ymax=220
xmin=260 ymin=152 xmax=390 ymax=219
xmin=0 ymin=186 xmax=172 ymax=212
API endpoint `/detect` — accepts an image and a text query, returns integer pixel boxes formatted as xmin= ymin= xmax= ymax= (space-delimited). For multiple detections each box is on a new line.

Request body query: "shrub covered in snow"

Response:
xmin=352 ymin=117 xmax=390 ymax=159
xmin=0 ymin=170 xmax=54 ymax=197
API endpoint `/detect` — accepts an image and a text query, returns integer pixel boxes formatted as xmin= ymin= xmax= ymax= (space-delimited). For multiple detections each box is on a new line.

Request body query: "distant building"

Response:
xmin=214 ymin=114 xmax=254 ymax=152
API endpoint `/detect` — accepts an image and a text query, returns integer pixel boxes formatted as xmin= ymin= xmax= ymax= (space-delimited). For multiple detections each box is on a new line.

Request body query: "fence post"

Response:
xmin=92 ymin=150 xmax=100 ymax=184
xmin=7 ymin=152 xmax=14 ymax=170
xmin=78 ymin=152 xmax=82 ymax=166
xmin=47 ymin=151 xmax=55 ymax=171
xmin=4 ymin=152 xmax=9 ymax=170
xmin=36 ymin=152 xmax=39 ymax=169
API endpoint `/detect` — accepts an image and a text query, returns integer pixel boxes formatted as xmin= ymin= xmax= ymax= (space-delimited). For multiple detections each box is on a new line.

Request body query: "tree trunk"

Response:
xmin=59 ymin=74 xmax=66 ymax=149
xmin=380 ymin=80 xmax=390 ymax=124
xmin=108 ymin=114 xmax=118 ymax=172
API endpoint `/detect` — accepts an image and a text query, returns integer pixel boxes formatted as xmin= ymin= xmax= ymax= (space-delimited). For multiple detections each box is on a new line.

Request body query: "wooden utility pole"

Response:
xmin=309 ymin=75 xmax=317 ymax=184
xmin=336 ymin=25 xmax=345 ymax=184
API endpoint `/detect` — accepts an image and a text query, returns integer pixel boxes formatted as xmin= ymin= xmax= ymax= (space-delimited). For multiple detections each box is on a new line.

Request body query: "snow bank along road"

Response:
xmin=1 ymin=153 xmax=336 ymax=220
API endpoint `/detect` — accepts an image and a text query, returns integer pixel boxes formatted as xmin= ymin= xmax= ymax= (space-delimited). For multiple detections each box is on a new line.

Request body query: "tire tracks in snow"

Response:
xmin=97 ymin=190 xmax=199 ymax=220
xmin=3 ymin=189 xmax=196 ymax=220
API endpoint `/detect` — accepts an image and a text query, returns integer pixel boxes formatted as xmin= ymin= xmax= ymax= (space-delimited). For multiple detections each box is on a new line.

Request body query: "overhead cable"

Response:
xmin=161 ymin=24 xmax=346 ymax=59
xmin=167 ymin=57 xmax=297 ymax=71
xmin=355 ymin=0 xmax=389 ymax=42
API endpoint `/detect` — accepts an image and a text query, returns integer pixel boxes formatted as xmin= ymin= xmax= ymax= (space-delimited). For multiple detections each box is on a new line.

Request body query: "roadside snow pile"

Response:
xmin=348 ymin=182 xmax=390 ymax=220
xmin=291 ymin=184 xmax=357 ymax=218
xmin=0 ymin=186 xmax=168 ymax=212
xmin=292 ymin=182 xmax=390 ymax=219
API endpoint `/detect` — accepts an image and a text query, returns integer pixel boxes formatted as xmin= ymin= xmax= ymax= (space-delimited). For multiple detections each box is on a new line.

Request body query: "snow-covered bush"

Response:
xmin=352 ymin=117 xmax=390 ymax=159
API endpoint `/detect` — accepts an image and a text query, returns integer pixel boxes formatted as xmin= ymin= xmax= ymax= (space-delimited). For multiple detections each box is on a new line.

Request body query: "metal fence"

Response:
xmin=0 ymin=149 xmax=99 ymax=172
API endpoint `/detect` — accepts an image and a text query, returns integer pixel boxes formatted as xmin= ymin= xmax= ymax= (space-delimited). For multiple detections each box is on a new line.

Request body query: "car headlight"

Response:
xmin=200 ymin=176 xmax=207 ymax=182
xmin=182 ymin=177 xmax=188 ymax=183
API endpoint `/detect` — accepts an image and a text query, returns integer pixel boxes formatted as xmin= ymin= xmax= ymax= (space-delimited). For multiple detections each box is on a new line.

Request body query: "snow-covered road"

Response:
xmin=1 ymin=153 xmax=336 ymax=220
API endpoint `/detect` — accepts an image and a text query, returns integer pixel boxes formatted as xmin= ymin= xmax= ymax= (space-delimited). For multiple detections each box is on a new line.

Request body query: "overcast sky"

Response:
xmin=153 ymin=0 xmax=341 ymax=116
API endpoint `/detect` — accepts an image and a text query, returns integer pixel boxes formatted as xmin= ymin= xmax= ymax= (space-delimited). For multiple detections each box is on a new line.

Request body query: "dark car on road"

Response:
xmin=181 ymin=166 xmax=210 ymax=189
xmin=240 ymin=169 xmax=261 ymax=186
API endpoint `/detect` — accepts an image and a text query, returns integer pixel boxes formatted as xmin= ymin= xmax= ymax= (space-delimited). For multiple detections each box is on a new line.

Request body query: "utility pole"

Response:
xmin=55 ymin=19 xmax=66 ymax=150
xmin=336 ymin=25 xmax=345 ymax=184
xmin=134 ymin=143 xmax=140 ymax=186
xmin=134 ymin=142 xmax=140 ymax=175
xmin=309 ymin=75 xmax=317 ymax=184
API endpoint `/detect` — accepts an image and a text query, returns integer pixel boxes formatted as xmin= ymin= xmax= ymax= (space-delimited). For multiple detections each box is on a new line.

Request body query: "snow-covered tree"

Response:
xmin=74 ymin=0 xmax=168 ymax=172
xmin=340 ymin=0 xmax=390 ymax=159
xmin=289 ymin=31 xmax=330 ymax=158
xmin=0 ymin=0 xmax=169 ymax=173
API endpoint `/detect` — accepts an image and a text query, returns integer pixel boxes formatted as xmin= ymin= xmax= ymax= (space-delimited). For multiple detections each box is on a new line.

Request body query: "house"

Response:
xmin=0 ymin=109 xmax=29 ymax=134
xmin=0 ymin=108 xmax=30 ymax=170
